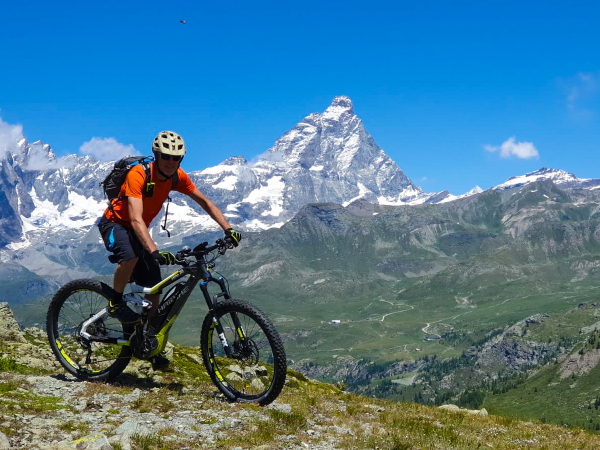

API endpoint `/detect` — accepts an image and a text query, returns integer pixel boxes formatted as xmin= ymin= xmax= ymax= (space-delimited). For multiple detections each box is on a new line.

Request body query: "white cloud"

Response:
xmin=484 ymin=137 xmax=539 ymax=159
xmin=560 ymin=71 xmax=599 ymax=124
xmin=22 ymin=142 xmax=76 ymax=171
xmin=0 ymin=114 xmax=24 ymax=160
xmin=79 ymin=137 xmax=139 ymax=162
xmin=0 ymin=112 xmax=68 ymax=170
xmin=566 ymin=72 xmax=597 ymax=107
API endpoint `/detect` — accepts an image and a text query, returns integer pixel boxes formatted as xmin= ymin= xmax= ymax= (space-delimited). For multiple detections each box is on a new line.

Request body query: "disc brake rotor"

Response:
xmin=232 ymin=339 xmax=260 ymax=365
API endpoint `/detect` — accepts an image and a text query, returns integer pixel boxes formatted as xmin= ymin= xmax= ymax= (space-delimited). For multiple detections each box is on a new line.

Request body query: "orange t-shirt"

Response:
xmin=104 ymin=162 xmax=196 ymax=228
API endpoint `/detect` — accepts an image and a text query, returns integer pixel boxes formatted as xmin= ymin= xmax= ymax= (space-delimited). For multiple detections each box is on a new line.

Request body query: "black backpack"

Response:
xmin=100 ymin=155 xmax=180 ymax=237
xmin=100 ymin=155 xmax=179 ymax=206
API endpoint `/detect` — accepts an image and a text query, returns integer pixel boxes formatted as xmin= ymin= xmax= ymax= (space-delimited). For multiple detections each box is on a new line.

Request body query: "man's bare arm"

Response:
xmin=128 ymin=196 xmax=158 ymax=254
xmin=188 ymin=188 xmax=232 ymax=230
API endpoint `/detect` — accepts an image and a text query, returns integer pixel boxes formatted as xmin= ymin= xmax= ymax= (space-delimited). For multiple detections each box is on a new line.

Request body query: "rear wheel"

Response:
xmin=46 ymin=279 xmax=133 ymax=381
xmin=201 ymin=299 xmax=287 ymax=405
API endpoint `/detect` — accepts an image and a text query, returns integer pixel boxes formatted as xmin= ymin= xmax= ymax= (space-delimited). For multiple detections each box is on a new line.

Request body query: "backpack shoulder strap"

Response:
xmin=140 ymin=158 xmax=155 ymax=197
xmin=143 ymin=161 xmax=152 ymax=185
xmin=162 ymin=169 xmax=179 ymax=238
xmin=171 ymin=170 xmax=179 ymax=191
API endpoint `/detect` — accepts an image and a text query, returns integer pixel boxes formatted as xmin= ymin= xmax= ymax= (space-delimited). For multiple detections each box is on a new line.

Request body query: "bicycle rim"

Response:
xmin=47 ymin=280 xmax=132 ymax=381
xmin=201 ymin=299 xmax=287 ymax=405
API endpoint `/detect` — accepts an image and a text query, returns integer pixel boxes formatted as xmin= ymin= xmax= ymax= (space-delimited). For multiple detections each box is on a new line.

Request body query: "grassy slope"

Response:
xmin=483 ymin=304 xmax=600 ymax=430
xmin=2 ymin=330 xmax=600 ymax=449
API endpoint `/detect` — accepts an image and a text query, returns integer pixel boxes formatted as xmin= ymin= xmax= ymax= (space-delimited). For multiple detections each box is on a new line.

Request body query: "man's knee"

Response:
xmin=118 ymin=257 xmax=139 ymax=270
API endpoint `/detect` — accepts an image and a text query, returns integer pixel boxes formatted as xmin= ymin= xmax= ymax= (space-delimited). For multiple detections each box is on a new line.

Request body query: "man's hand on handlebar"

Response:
xmin=152 ymin=250 xmax=177 ymax=265
xmin=175 ymin=239 xmax=237 ymax=263
xmin=224 ymin=228 xmax=242 ymax=247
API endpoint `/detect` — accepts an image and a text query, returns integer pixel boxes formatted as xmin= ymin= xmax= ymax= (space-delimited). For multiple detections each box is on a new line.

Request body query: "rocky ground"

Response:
xmin=0 ymin=370 xmax=341 ymax=449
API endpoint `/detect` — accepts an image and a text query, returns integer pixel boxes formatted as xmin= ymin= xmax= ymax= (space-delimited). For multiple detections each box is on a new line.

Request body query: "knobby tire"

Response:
xmin=46 ymin=279 xmax=133 ymax=381
xmin=200 ymin=299 xmax=287 ymax=405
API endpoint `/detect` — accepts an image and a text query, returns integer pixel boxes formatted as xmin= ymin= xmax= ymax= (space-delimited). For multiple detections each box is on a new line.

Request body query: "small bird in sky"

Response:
xmin=180 ymin=20 xmax=186 ymax=24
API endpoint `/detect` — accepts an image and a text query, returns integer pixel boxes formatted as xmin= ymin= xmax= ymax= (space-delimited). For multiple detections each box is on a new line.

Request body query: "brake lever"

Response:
xmin=176 ymin=257 xmax=189 ymax=267
xmin=222 ymin=237 xmax=236 ymax=250
xmin=213 ymin=238 xmax=226 ymax=255
xmin=175 ymin=246 xmax=192 ymax=266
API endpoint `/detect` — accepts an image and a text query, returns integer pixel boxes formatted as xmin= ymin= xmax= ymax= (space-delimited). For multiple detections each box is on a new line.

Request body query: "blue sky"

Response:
xmin=1 ymin=0 xmax=599 ymax=195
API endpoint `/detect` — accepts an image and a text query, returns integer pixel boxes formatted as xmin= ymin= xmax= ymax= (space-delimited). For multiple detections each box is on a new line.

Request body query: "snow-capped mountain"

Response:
xmin=2 ymin=97 xmax=599 ymax=293
xmin=0 ymin=97 xmax=434 ymax=289
xmin=1 ymin=97 xmax=427 ymax=245
xmin=184 ymin=96 xmax=428 ymax=231
xmin=436 ymin=186 xmax=484 ymax=204
xmin=493 ymin=168 xmax=600 ymax=191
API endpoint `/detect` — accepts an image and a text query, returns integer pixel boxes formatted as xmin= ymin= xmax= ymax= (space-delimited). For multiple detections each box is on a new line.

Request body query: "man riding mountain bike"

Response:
xmin=97 ymin=130 xmax=241 ymax=370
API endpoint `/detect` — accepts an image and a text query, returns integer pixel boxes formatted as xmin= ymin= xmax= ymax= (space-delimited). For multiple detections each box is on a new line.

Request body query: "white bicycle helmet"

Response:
xmin=152 ymin=131 xmax=186 ymax=156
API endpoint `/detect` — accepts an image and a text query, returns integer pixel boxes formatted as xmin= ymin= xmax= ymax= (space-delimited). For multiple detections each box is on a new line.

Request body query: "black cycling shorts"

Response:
xmin=98 ymin=216 xmax=162 ymax=288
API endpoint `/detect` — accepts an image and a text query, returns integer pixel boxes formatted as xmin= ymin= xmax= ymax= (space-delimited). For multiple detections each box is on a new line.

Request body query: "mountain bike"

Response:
xmin=46 ymin=238 xmax=287 ymax=405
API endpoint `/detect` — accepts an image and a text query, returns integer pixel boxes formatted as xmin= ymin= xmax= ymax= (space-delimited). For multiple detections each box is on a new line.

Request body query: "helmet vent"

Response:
xmin=153 ymin=130 xmax=186 ymax=156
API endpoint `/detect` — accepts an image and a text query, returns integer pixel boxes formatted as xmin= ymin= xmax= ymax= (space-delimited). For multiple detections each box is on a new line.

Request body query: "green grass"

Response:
xmin=130 ymin=433 xmax=166 ymax=450
xmin=0 ymin=389 xmax=70 ymax=414
xmin=2 ymin=322 xmax=600 ymax=448
xmin=484 ymin=349 xmax=600 ymax=431
xmin=59 ymin=420 xmax=90 ymax=435
xmin=266 ymin=408 xmax=307 ymax=430
xmin=0 ymin=356 xmax=53 ymax=375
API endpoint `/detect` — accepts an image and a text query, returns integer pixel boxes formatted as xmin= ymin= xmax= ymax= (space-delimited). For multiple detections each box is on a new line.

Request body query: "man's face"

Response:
xmin=156 ymin=153 xmax=181 ymax=177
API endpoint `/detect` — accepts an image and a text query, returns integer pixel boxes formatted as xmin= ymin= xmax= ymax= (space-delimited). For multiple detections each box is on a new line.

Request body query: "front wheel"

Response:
xmin=201 ymin=299 xmax=287 ymax=405
xmin=46 ymin=279 xmax=133 ymax=381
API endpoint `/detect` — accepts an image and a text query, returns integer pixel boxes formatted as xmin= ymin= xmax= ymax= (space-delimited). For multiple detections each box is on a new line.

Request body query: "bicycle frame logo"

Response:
xmin=158 ymin=284 xmax=191 ymax=315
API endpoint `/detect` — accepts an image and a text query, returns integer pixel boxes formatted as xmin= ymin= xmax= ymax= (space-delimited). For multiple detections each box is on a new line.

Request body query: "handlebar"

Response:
xmin=175 ymin=237 xmax=236 ymax=264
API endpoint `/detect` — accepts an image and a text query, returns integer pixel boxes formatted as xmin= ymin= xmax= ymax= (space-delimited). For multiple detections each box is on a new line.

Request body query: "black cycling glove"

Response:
xmin=224 ymin=228 xmax=242 ymax=247
xmin=152 ymin=250 xmax=176 ymax=265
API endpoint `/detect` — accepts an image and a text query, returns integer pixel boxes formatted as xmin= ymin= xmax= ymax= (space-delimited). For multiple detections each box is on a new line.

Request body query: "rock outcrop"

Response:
xmin=0 ymin=302 xmax=27 ymax=343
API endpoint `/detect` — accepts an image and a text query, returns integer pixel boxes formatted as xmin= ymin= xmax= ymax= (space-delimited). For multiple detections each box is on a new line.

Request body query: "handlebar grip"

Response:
xmin=178 ymin=239 xmax=232 ymax=260
xmin=175 ymin=246 xmax=192 ymax=264
xmin=223 ymin=236 xmax=236 ymax=248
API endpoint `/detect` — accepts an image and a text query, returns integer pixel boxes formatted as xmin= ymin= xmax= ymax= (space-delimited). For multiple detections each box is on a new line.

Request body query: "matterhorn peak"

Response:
xmin=323 ymin=96 xmax=355 ymax=120
xmin=330 ymin=96 xmax=354 ymax=112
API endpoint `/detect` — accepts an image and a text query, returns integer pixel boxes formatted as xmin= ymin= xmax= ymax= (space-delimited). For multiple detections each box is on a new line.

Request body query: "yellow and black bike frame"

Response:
xmin=116 ymin=242 xmax=247 ymax=360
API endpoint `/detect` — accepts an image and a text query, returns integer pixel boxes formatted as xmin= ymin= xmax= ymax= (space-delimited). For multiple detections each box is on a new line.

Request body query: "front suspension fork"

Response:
xmin=200 ymin=276 xmax=246 ymax=357
xmin=211 ymin=312 xmax=246 ymax=358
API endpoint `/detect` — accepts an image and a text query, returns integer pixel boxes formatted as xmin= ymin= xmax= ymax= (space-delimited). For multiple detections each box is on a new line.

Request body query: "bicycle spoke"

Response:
xmin=202 ymin=299 xmax=285 ymax=404
xmin=47 ymin=280 xmax=132 ymax=380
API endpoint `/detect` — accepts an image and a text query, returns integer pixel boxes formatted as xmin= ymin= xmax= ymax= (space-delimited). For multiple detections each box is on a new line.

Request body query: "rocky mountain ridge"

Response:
xmin=0 ymin=96 xmax=431 ymax=296
xmin=1 ymin=97 xmax=428 ymax=248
